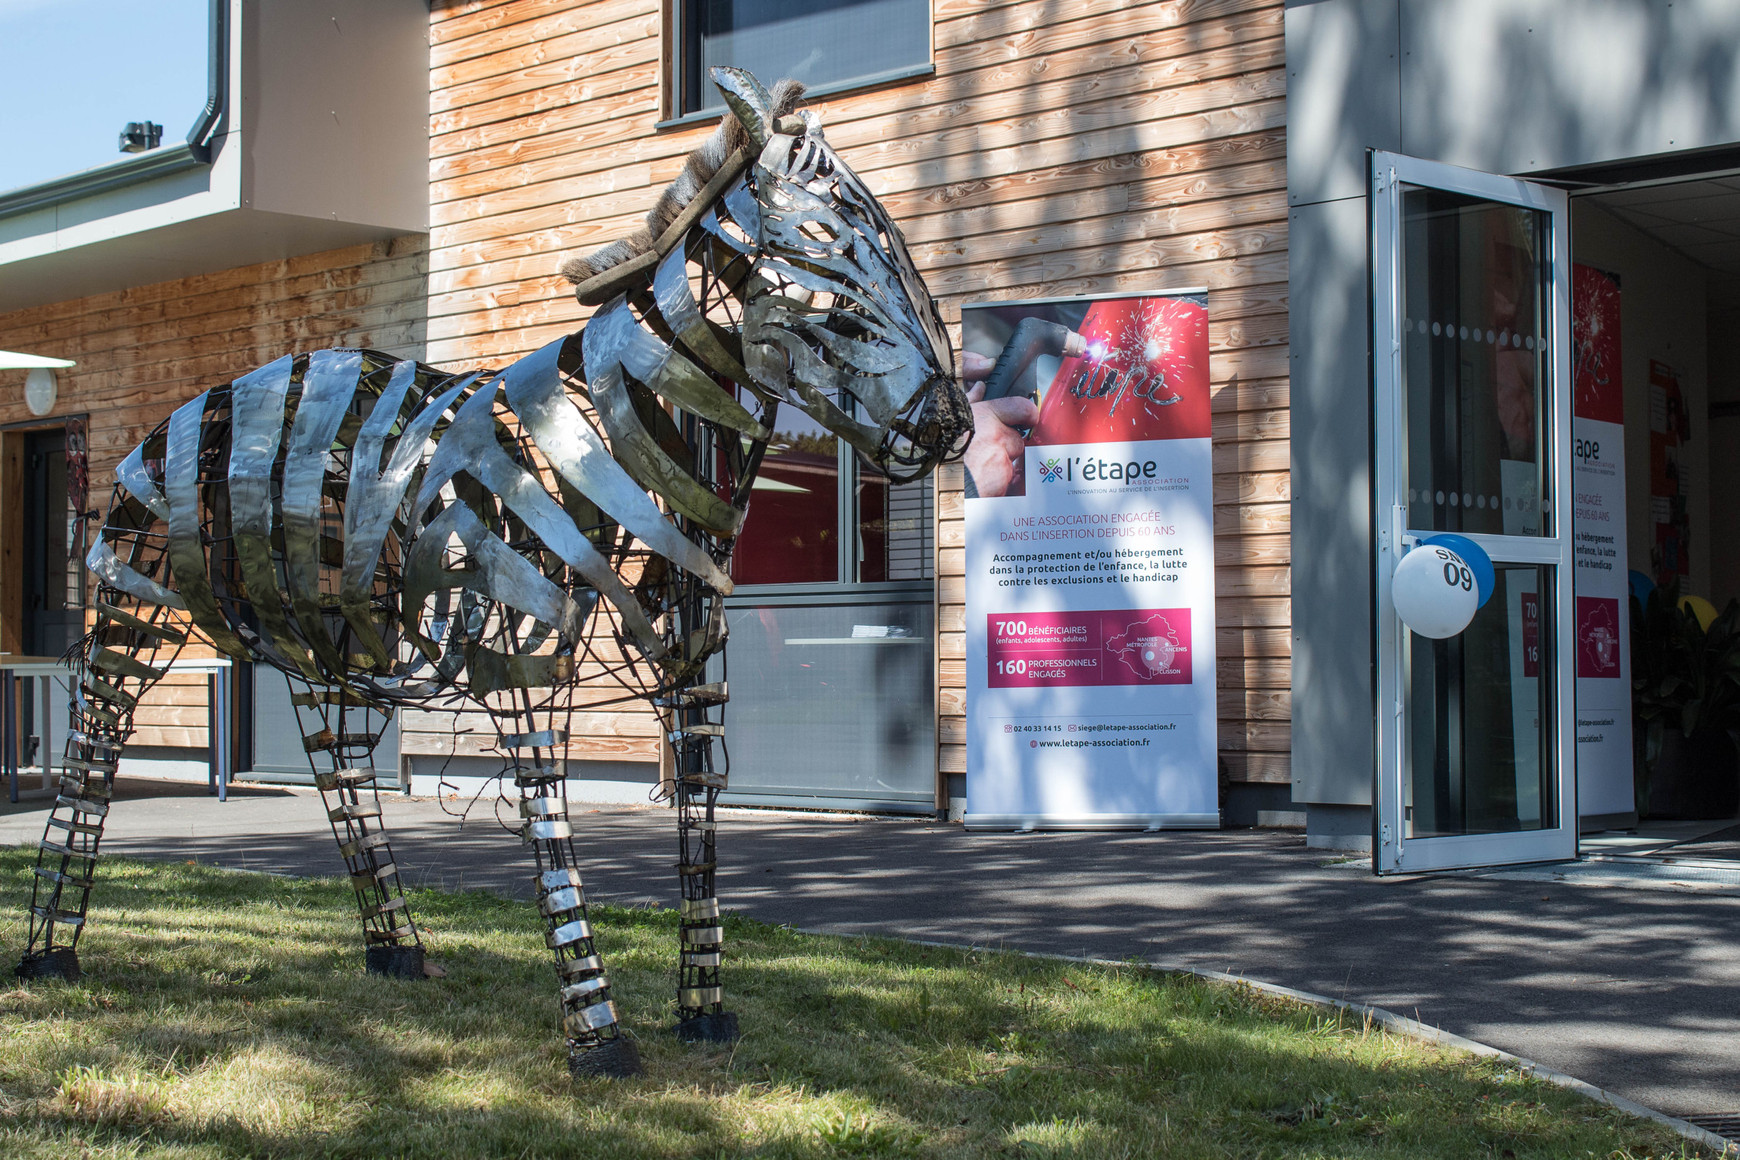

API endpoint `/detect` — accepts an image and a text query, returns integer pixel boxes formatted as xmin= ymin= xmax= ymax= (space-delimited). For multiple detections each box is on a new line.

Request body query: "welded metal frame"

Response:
xmin=14 ymin=68 xmax=969 ymax=1078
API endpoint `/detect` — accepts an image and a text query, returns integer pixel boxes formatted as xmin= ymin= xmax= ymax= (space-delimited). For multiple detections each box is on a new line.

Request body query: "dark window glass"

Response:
xmin=1400 ymin=189 xmax=1553 ymax=537
xmin=1406 ymin=564 xmax=1555 ymax=837
xmin=730 ymin=409 xmax=840 ymax=584
xmin=680 ymin=0 xmax=930 ymax=115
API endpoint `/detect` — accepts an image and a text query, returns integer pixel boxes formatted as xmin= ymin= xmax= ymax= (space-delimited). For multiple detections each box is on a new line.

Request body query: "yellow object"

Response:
xmin=1680 ymin=594 xmax=1719 ymax=631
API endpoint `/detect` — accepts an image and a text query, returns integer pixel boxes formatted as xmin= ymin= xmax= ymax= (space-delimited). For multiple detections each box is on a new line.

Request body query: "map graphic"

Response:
xmin=1106 ymin=613 xmax=1187 ymax=679
xmin=1577 ymin=596 xmax=1621 ymax=678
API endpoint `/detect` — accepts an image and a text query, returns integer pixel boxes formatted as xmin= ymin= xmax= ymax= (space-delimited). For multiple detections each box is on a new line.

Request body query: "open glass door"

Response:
xmin=1372 ymin=152 xmax=1577 ymax=874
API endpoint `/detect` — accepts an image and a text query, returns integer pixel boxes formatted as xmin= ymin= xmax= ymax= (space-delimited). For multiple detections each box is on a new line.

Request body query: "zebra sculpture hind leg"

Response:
xmin=290 ymin=688 xmax=424 ymax=978
xmin=17 ymin=487 xmax=187 ymax=982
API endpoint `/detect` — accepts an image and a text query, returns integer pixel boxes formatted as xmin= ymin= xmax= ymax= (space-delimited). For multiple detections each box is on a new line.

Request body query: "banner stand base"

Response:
xmin=963 ymin=813 xmax=1220 ymax=832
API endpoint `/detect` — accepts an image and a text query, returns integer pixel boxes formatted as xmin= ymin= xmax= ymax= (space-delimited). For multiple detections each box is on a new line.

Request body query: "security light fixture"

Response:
xmin=24 ymin=367 xmax=56 ymax=416
xmin=118 ymin=122 xmax=164 ymax=153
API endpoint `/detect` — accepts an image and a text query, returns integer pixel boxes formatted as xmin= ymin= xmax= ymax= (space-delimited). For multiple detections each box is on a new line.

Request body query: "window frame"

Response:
xmin=659 ymin=0 xmax=935 ymax=129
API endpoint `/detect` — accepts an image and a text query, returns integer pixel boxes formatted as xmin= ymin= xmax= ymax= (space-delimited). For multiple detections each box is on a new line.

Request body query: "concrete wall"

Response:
xmin=1286 ymin=0 xmax=1740 ymax=823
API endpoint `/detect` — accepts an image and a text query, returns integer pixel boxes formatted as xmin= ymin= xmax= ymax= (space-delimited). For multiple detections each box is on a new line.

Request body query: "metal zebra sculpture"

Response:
xmin=14 ymin=68 xmax=971 ymax=1078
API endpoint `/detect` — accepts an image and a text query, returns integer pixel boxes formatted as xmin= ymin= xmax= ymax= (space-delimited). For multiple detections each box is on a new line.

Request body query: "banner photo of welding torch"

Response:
xmin=960 ymin=291 xmax=1218 ymax=830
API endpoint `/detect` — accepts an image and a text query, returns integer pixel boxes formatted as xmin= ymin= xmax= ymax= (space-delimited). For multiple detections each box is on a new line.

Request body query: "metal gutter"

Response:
xmin=0 ymin=0 xmax=227 ymax=221
xmin=185 ymin=0 xmax=228 ymax=159
xmin=0 ymin=145 xmax=208 ymax=219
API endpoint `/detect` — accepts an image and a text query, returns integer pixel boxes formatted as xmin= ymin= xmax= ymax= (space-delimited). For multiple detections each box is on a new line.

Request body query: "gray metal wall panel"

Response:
xmin=1398 ymin=0 xmax=1740 ymax=177
xmin=242 ymin=0 xmax=429 ymax=231
xmin=1288 ymin=194 xmax=1376 ymax=806
xmin=1285 ymin=0 xmax=1401 ymax=208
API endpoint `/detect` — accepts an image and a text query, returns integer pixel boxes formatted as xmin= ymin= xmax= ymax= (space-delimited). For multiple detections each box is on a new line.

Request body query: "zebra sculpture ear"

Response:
xmin=710 ymin=66 xmax=777 ymax=152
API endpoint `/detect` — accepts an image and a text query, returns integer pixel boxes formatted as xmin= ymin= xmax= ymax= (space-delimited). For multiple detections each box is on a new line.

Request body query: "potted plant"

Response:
xmin=1631 ymin=584 xmax=1740 ymax=819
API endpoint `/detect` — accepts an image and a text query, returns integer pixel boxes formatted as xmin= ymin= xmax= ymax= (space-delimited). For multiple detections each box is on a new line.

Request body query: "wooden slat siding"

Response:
xmin=428 ymin=42 xmax=1285 ymax=223
xmin=429 ymin=8 xmax=1281 ymax=186
xmin=0 ymin=238 xmax=426 ymax=750
xmin=426 ymin=0 xmax=1280 ymax=158
xmin=426 ymin=0 xmax=1290 ymax=792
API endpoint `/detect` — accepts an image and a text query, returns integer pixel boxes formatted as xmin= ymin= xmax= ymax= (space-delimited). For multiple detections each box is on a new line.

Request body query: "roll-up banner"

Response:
xmin=1571 ymin=264 xmax=1634 ymax=823
xmin=961 ymin=291 xmax=1218 ymax=829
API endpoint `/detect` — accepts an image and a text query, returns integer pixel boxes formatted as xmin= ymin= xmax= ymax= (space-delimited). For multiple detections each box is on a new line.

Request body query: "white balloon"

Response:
xmin=1392 ymin=544 xmax=1479 ymax=638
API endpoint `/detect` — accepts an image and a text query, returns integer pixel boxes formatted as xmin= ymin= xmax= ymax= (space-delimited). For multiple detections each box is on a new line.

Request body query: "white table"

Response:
xmin=0 ymin=655 xmax=73 ymax=803
xmin=1 ymin=654 xmax=234 ymax=803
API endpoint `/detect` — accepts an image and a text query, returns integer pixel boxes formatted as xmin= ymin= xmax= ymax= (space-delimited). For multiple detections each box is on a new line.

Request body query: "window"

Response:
xmin=729 ymin=413 xmax=935 ymax=586
xmin=674 ymin=0 xmax=931 ymax=118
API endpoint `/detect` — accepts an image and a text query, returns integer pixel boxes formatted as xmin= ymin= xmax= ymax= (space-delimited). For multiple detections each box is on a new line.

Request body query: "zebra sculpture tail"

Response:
xmin=16 ymin=601 xmax=186 ymax=980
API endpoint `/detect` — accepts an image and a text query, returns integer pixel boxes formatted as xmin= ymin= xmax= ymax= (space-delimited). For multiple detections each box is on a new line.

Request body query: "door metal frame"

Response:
xmin=1371 ymin=150 xmax=1578 ymax=874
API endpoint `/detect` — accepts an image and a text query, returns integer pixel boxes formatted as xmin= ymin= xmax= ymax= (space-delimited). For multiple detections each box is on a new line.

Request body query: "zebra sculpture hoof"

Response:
xmin=365 ymin=945 xmax=426 ymax=979
xmin=675 ymin=1011 xmax=740 ymax=1044
xmin=568 ymin=1036 xmax=643 ymax=1079
xmin=15 ymin=947 xmax=82 ymax=982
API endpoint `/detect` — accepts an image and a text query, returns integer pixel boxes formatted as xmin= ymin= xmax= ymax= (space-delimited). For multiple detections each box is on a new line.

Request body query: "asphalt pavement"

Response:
xmin=4 ymin=777 xmax=1739 ymax=1120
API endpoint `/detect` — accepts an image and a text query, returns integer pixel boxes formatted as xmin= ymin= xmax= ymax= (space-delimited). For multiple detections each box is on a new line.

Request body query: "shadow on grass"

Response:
xmin=0 ymin=849 xmax=1707 ymax=1160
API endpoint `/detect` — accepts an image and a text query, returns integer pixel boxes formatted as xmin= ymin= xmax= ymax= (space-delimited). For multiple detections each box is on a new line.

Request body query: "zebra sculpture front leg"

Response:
xmin=510 ymin=739 xmax=642 ymax=1077
xmin=665 ymin=677 xmax=735 ymax=1042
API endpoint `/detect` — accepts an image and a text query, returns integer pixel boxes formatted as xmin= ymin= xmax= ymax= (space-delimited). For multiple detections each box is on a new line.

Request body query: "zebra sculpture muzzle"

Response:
xmin=14 ymin=67 xmax=967 ymax=1080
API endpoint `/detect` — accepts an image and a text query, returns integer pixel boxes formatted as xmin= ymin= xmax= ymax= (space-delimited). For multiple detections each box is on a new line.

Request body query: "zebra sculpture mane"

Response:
xmin=15 ymin=68 xmax=971 ymax=1079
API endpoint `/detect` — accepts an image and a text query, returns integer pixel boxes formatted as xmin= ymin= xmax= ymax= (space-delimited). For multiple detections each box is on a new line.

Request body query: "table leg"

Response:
xmin=4 ymin=670 xmax=15 ymax=805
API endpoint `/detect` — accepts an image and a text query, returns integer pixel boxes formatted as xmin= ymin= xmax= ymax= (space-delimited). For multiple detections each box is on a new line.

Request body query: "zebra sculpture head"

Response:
xmin=562 ymin=67 xmax=972 ymax=490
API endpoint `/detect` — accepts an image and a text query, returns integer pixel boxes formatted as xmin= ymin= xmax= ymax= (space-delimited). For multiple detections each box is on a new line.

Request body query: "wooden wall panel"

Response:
xmin=0 ymin=238 xmax=427 ymax=751
xmin=427 ymin=0 xmax=1290 ymax=793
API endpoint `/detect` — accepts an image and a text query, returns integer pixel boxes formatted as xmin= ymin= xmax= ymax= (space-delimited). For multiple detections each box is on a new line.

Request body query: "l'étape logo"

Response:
xmin=1032 ymin=452 xmax=1165 ymax=485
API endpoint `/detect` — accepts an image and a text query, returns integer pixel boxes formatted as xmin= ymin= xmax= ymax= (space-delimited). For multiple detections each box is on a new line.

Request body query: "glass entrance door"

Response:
xmin=1371 ymin=152 xmax=1577 ymax=874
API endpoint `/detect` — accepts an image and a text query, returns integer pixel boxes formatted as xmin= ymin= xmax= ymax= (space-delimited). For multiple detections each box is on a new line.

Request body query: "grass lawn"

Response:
xmin=0 ymin=847 xmax=1710 ymax=1159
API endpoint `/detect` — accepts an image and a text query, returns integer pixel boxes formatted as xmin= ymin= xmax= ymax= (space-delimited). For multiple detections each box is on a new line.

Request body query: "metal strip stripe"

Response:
xmin=497 ymin=334 xmax=733 ymax=593
xmin=163 ymin=392 xmax=248 ymax=657
xmin=85 ymin=540 xmax=185 ymax=611
xmin=541 ymin=868 xmax=584 ymax=891
xmin=412 ymin=382 xmax=658 ymax=657
xmin=400 ymin=502 xmax=583 ymax=660
xmin=584 ymin=302 xmax=744 ymax=535
xmin=226 ymin=354 xmax=319 ymax=679
xmin=547 ymin=918 xmax=594 ymax=949
xmin=654 ymin=246 xmax=751 ymax=384
xmin=281 ymin=350 xmax=365 ymax=678
xmin=540 ymin=886 xmax=583 ymax=915
xmin=680 ymin=897 xmax=720 ymax=921
xmin=341 ymin=369 xmax=472 ymax=665
xmin=115 ymin=440 xmax=170 ymax=520
xmin=564 ymin=1000 xmax=618 ymax=1032
xmin=561 ymin=976 xmax=608 ymax=1004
